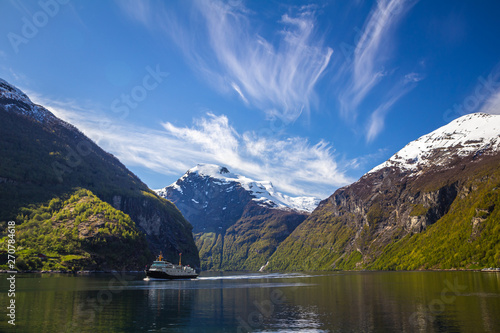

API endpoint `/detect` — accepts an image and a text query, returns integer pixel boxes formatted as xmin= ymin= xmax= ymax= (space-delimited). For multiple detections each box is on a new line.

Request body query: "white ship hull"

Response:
xmin=145 ymin=258 xmax=198 ymax=280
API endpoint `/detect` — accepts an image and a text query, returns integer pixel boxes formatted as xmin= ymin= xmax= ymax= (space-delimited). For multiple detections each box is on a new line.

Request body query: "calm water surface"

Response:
xmin=1 ymin=271 xmax=499 ymax=332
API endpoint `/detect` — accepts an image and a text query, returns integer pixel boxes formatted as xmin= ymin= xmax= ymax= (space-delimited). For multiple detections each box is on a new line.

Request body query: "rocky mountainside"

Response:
xmin=157 ymin=164 xmax=320 ymax=219
xmin=156 ymin=164 xmax=315 ymax=270
xmin=0 ymin=78 xmax=200 ymax=271
xmin=267 ymin=113 xmax=500 ymax=271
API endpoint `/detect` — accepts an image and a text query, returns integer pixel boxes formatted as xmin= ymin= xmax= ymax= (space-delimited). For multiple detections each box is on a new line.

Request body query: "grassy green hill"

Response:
xmin=0 ymin=189 xmax=150 ymax=271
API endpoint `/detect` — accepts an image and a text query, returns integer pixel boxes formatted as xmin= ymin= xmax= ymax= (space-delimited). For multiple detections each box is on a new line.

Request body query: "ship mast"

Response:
xmin=179 ymin=253 xmax=182 ymax=266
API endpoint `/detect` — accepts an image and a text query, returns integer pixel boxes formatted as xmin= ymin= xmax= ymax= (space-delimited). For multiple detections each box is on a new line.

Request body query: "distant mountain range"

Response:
xmin=156 ymin=164 xmax=316 ymax=270
xmin=0 ymin=78 xmax=200 ymax=271
xmin=157 ymin=115 xmax=500 ymax=271
xmin=266 ymin=113 xmax=500 ymax=271
xmin=2 ymin=76 xmax=498 ymax=272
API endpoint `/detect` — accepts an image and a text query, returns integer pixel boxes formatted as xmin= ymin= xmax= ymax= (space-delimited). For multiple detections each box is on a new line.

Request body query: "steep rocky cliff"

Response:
xmin=0 ymin=78 xmax=199 ymax=270
xmin=268 ymin=113 xmax=500 ymax=271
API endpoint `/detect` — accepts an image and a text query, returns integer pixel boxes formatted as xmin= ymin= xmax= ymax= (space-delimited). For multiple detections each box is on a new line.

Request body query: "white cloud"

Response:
xmin=366 ymin=90 xmax=403 ymax=143
xmin=479 ymin=89 xmax=500 ymax=115
xmin=365 ymin=78 xmax=420 ymax=143
xmin=353 ymin=0 xmax=417 ymax=102
xmin=162 ymin=113 xmax=353 ymax=197
xmin=478 ymin=65 xmax=500 ymax=115
xmin=118 ymin=0 xmax=332 ymax=124
xmin=161 ymin=113 xmax=242 ymax=167
xmin=230 ymin=82 xmax=249 ymax=104
xmin=30 ymin=94 xmax=353 ymax=198
xmin=240 ymin=133 xmax=352 ymax=195
xmin=115 ymin=0 xmax=153 ymax=27
xmin=404 ymin=72 xmax=424 ymax=83
xmin=337 ymin=0 xmax=420 ymax=141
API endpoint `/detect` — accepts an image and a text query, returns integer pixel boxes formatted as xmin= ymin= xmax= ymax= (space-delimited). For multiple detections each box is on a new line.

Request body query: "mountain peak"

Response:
xmin=187 ymin=164 xmax=236 ymax=178
xmin=369 ymin=112 xmax=500 ymax=175
xmin=158 ymin=164 xmax=320 ymax=213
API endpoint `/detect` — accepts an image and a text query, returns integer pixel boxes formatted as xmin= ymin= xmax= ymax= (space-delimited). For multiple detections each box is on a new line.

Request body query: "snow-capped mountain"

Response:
xmin=157 ymin=164 xmax=320 ymax=213
xmin=156 ymin=164 xmax=315 ymax=270
xmin=369 ymin=113 xmax=500 ymax=174
xmin=267 ymin=112 xmax=500 ymax=271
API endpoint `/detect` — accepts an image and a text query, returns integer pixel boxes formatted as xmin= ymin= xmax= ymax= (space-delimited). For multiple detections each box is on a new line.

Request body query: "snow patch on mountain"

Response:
xmin=157 ymin=164 xmax=320 ymax=213
xmin=369 ymin=113 xmax=500 ymax=174
xmin=1 ymin=79 xmax=54 ymax=122
xmin=0 ymin=79 xmax=32 ymax=102
xmin=0 ymin=78 xmax=75 ymax=131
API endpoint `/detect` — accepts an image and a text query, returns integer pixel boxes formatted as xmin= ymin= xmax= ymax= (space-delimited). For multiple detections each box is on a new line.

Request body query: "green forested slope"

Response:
xmin=267 ymin=154 xmax=500 ymax=271
xmin=0 ymin=82 xmax=200 ymax=269
xmin=0 ymin=189 xmax=150 ymax=271
xmin=371 ymin=173 xmax=500 ymax=270
xmin=194 ymin=204 xmax=307 ymax=271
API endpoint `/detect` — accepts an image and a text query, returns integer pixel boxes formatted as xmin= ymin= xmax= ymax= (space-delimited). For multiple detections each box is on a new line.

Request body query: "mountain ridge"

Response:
xmin=0 ymin=78 xmax=200 ymax=270
xmin=0 ymin=78 xmax=75 ymax=130
xmin=369 ymin=113 xmax=500 ymax=174
xmin=266 ymin=112 xmax=500 ymax=271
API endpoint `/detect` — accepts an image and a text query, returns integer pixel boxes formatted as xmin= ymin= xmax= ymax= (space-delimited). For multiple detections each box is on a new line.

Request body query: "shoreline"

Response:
xmin=0 ymin=270 xmax=146 ymax=274
xmin=1 ymin=268 xmax=499 ymax=274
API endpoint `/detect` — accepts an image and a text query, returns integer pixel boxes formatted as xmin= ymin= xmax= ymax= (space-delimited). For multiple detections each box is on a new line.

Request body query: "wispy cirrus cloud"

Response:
xmin=352 ymin=0 xmax=416 ymax=106
xmin=115 ymin=0 xmax=153 ymax=27
xmin=479 ymin=90 xmax=500 ymax=115
xmin=366 ymin=72 xmax=424 ymax=142
xmin=31 ymin=93 xmax=353 ymax=198
xmin=338 ymin=0 xmax=421 ymax=141
xmin=477 ymin=64 xmax=500 ymax=116
xmin=117 ymin=0 xmax=332 ymax=124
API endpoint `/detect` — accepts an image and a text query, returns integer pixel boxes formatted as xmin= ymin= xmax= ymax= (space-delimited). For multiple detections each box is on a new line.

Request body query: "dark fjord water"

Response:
xmin=1 ymin=271 xmax=499 ymax=332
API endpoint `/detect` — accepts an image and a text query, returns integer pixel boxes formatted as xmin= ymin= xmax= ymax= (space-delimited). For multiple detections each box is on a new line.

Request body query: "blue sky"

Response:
xmin=1 ymin=0 xmax=500 ymax=199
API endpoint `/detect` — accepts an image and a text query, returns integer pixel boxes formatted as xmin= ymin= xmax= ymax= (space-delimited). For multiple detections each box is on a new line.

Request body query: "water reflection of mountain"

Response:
xmin=2 ymin=271 xmax=499 ymax=332
xmin=273 ymin=272 xmax=500 ymax=332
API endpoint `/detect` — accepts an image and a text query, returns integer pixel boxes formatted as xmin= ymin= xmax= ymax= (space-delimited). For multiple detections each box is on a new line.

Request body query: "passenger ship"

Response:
xmin=145 ymin=253 xmax=198 ymax=280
